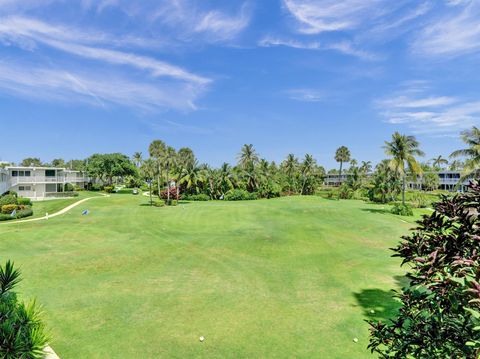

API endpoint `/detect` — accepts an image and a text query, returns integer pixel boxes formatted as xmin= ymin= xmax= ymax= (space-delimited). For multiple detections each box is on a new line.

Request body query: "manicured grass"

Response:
xmin=0 ymin=194 xmax=423 ymax=358
xmin=24 ymin=191 xmax=103 ymax=220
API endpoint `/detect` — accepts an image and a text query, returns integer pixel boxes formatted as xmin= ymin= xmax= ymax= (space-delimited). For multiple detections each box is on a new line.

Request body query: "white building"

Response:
xmin=1 ymin=166 xmax=88 ymax=200
xmin=324 ymin=170 xmax=471 ymax=192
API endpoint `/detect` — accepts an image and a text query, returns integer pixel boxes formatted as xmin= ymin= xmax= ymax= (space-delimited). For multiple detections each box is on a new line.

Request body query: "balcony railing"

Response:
xmin=9 ymin=176 xmax=87 ymax=186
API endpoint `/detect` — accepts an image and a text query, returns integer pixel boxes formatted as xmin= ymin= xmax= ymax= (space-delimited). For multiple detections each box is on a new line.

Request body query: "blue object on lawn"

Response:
xmin=10 ymin=209 xmax=16 ymax=217
xmin=82 ymin=210 xmax=89 ymax=215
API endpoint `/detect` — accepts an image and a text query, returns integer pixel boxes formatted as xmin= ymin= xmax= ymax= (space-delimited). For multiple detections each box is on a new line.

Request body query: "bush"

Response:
xmin=369 ymin=181 xmax=480 ymax=357
xmin=64 ymin=183 xmax=75 ymax=192
xmin=225 ymin=189 xmax=257 ymax=201
xmin=0 ymin=194 xmax=17 ymax=207
xmin=410 ymin=191 xmax=429 ymax=208
xmin=160 ymin=187 xmax=180 ymax=202
xmin=183 ymin=194 xmax=210 ymax=201
xmin=0 ymin=261 xmax=49 ymax=358
xmin=17 ymin=197 xmax=32 ymax=206
xmin=390 ymin=202 xmax=413 ymax=216
xmin=0 ymin=190 xmax=17 ymax=198
xmin=0 ymin=208 xmax=33 ymax=221
xmin=103 ymin=186 xmax=115 ymax=193
xmin=1 ymin=204 xmax=18 ymax=214
xmin=338 ymin=184 xmax=353 ymax=199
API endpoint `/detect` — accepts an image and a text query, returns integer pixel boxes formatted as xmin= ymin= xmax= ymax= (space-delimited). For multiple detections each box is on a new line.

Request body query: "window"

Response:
xmin=25 ymin=171 xmax=31 ymax=177
xmin=12 ymin=171 xmax=18 ymax=177
xmin=45 ymin=170 xmax=56 ymax=177
xmin=18 ymin=186 xmax=31 ymax=191
xmin=18 ymin=171 xmax=24 ymax=176
xmin=45 ymin=184 xmax=56 ymax=192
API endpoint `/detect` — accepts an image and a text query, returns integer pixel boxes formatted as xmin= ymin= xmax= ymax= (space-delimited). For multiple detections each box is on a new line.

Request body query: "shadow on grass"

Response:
xmin=353 ymin=276 xmax=408 ymax=323
xmin=361 ymin=208 xmax=391 ymax=215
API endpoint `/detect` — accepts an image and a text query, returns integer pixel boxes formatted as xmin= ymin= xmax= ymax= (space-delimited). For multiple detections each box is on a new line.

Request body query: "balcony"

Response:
xmin=9 ymin=176 xmax=87 ymax=186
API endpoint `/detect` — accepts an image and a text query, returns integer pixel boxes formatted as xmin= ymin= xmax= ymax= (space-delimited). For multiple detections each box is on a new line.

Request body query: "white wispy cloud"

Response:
xmin=412 ymin=1 xmax=480 ymax=57
xmin=0 ymin=61 xmax=203 ymax=111
xmin=0 ymin=15 xmax=211 ymax=110
xmin=258 ymin=36 xmax=379 ymax=60
xmin=282 ymin=0 xmax=390 ymax=34
xmin=376 ymin=84 xmax=480 ymax=134
xmin=134 ymin=0 xmax=252 ymax=43
xmin=286 ymin=89 xmax=324 ymax=102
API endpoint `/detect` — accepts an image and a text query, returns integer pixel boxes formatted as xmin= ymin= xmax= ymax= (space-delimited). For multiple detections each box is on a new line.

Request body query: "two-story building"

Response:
xmin=2 ymin=166 xmax=87 ymax=200
xmin=324 ymin=170 xmax=471 ymax=192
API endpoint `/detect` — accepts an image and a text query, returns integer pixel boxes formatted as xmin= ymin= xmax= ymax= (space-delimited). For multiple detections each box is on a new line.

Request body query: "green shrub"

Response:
xmin=369 ymin=182 xmax=480 ymax=357
xmin=183 ymin=194 xmax=210 ymax=201
xmin=225 ymin=189 xmax=257 ymax=201
xmin=339 ymin=184 xmax=353 ymax=199
xmin=0 ymin=261 xmax=49 ymax=358
xmin=0 ymin=194 xmax=17 ymax=207
xmin=390 ymin=202 xmax=413 ymax=216
xmin=1 ymin=204 xmax=17 ymax=214
xmin=410 ymin=191 xmax=429 ymax=208
xmin=17 ymin=197 xmax=32 ymax=206
xmin=104 ymin=186 xmax=115 ymax=193
xmin=15 ymin=208 xmax=33 ymax=219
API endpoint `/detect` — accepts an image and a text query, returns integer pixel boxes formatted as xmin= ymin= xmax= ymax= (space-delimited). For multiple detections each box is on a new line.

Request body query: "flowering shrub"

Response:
xmin=369 ymin=181 xmax=480 ymax=358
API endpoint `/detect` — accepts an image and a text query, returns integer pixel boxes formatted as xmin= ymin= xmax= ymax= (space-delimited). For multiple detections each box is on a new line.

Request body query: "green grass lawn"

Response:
xmin=24 ymin=191 xmax=103 ymax=220
xmin=0 ymin=194 xmax=423 ymax=358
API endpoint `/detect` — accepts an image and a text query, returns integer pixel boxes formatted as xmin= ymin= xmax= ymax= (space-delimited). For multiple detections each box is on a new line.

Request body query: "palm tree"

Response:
xmin=140 ymin=158 xmax=156 ymax=206
xmin=283 ymin=154 xmax=298 ymax=194
xmin=132 ymin=152 xmax=143 ymax=168
xmin=164 ymin=146 xmax=177 ymax=203
xmin=238 ymin=144 xmax=259 ymax=192
xmin=431 ymin=155 xmax=448 ymax=170
xmin=335 ymin=146 xmax=351 ymax=186
xmin=450 ymin=126 xmax=480 ymax=183
xmin=384 ymin=132 xmax=425 ymax=204
xmin=180 ymin=161 xmax=204 ymax=195
xmin=218 ymin=163 xmax=236 ymax=196
xmin=449 ymin=160 xmax=464 ymax=171
xmin=148 ymin=140 xmax=166 ymax=198
xmin=360 ymin=161 xmax=372 ymax=174
xmin=300 ymin=154 xmax=316 ymax=195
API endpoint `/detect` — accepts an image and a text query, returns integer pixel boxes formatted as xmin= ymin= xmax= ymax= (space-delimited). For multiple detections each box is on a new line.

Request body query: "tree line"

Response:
xmin=8 ymin=126 xmax=480 ymax=204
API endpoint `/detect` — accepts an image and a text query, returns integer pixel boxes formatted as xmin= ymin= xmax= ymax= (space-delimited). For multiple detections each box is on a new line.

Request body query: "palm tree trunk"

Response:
xmin=149 ymin=182 xmax=153 ymax=206
xmin=402 ymin=175 xmax=406 ymax=205
xmin=166 ymin=165 xmax=171 ymax=204
xmin=338 ymin=161 xmax=343 ymax=200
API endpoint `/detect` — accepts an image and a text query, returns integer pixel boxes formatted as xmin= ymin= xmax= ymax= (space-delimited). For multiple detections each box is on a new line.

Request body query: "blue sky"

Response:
xmin=0 ymin=0 xmax=479 ymax=169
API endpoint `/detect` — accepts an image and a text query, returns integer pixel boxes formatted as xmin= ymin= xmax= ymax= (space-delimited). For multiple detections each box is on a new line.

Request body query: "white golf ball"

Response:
xmin=353 ymin=338 xmax=358 ymax=343
xmin=199 ymin=336 xmax=205 ymax=342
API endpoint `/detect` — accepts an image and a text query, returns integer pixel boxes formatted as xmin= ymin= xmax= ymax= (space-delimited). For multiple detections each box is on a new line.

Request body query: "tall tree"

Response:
xmin=132 ymin=152 xmax=143 ymax=168
xmin=218 ymin=163 xmax=236 ymax=197
xmin=384 ymin=132 xmax=424 ymax=204
xmin=334 ymin=146 xmax=351 ymax=187
xmin=180 ymin=161 xmax=205 ymax=195
xmin=300 ymin=154 xmax=317 ymax=195
xmin=431 ymin=155 xmax=448 ymax=170
xmin=148 ymin=140 xmax=166 ymax=198
xmin=360 ymin=161 xmax=372 ymax=174
xmin=450 ymin=126 xmax=480 ymax=183
xmin=87 ymin=153 xmax=137 ymax=185
xmin=51 ymin=158 xmax=65 ymax=168
xmin=20 ymin=157 xmax=42 ymax=167
xmin=282 ymin=154 xmax=298 ymax=194
xmin=238 ymin=144 xmax=259 ymax=192
xmin=140 ymin=158 xmax=156 ymax=206
xmin=164 ymin=146 xmax=177 ymax=203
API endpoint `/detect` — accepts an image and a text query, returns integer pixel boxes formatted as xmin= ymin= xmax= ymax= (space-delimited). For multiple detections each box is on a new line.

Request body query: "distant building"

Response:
xmin=0 ymin=166 xmax=88 ymax=200
xmin=324 ymin=170 xmax=471 ymax=192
